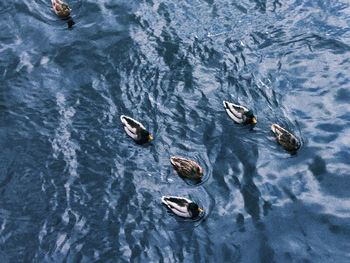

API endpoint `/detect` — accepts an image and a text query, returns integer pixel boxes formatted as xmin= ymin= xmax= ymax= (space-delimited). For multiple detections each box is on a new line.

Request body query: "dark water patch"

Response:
xmin=308 ymin=155 xmax=327 ymax=181
xmin=318 ymin=173 xmax=350 ymax=198
xmin=312 ymin=133 xmax=338 ymax=144
xmin=334 ymin=149 xmax=350 ymax=165
xmin=335 ymin=88 xmax=350 ymax=102
xmin=316 ymin=123 xmax=344 ymax=133
xmin=311 ymin=35 xmax=350 ymax=54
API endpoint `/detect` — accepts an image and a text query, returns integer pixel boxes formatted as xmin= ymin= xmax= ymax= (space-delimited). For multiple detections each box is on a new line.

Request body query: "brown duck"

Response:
xmin=170 ymin=156 xmax=203 ymax=180
xmin=271 ymin=124 xmax=300 ymax=152
xmin=52 ymin=0 xmax=71 ymax=18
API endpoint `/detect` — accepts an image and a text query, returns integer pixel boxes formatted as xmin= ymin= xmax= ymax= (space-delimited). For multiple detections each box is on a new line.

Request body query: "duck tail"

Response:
xmin=161 ymin=196 xmax=169 ymax=205
xmin=271 ymin=124 xmax=283 ymax=135
xmin=271 ymin=124 xmax=277 ymax=133
xmin=170 ymin=156 xmax=178 ymax=167
xmin=120 ymin=115 xmax=127 ymax=124
xmin=52 ymin=0 xmax=62 ymax=5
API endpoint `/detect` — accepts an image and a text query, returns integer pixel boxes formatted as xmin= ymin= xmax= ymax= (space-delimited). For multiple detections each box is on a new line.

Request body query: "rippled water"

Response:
xmin=1 ymin=0 xmax=350 ymax=262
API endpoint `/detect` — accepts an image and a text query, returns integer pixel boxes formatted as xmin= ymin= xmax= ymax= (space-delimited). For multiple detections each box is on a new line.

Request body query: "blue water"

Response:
xmin=1 ymin=0 xmax=350 ymax=262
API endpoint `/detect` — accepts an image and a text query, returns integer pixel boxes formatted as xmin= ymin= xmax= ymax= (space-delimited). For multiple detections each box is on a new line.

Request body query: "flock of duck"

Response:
xmin=121 ymin=99 xmax=300 ymax=219
xmin=52 ymin=0 xmax=301 ymax=220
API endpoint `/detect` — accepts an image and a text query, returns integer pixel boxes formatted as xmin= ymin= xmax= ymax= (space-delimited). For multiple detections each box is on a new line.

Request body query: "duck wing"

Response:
xmin=271 ymin=124 xmax=300 ymax=151
xmin=123 ymin=126 xmax=138 ymax=140
xmin=271 ymin=124 xmax=285 ymax=137
xmin=161 ymin=196 xmax=192 ymax=218
xmin=121 ymin=115 xmax=145 ymax=131
xmin=223 ymin=101 xmax=248 ymax=123
xmin=170 ymin=156 xmax=191 ymax=170
xmin=170 ymin=156 xmax=201 ymax=177
xmin=121 ymin=115 xmax=146 ymax=138
xmin=279 ymin=132 xmax=300 ymax=151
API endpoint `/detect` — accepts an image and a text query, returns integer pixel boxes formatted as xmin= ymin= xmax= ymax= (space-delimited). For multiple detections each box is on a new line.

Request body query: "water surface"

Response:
xmin=0 ymin=0 xmax=350 ymax=262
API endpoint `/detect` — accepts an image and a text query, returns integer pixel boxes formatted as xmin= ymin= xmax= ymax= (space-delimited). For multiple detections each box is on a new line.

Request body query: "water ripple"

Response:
xmin=1 ymin=0 xmax=350 ymax=262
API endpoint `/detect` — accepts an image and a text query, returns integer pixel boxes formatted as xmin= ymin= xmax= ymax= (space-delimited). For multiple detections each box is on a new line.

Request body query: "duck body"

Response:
xmin=161 ymin=196 xmax=203 ymax=219
xmin=271 ymin=124 xmax=300 ymax=152
xmin=120 ymin=115 xmax=153 ymax=144
xmin=52 ymin=0 xmax=71 ymax=18
xmin=223 ymin=100 xmax=257 ymax=125
xmin=170 ymin=156 xmax=203 ymax=180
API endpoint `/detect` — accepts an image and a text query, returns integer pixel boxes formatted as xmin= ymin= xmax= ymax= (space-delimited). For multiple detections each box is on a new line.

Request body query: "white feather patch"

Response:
xmin=124 ymin=115 xmax=145 ymax=129
xmin=223 ymin=101 xmax=245 ymax=123
xmin=170 ymin=156 xmax=186 ymax=166
xmin=162 ymin=196 xmax=192 ymax=204
xmin=124 ymin=127 xmax=137 ymax=140
xmin=120 ymin=115 xmax=142 ymax=134
xmin=161 ymin=196 xmax=192 ymax=217
xmin=271 ymin=124 xmax=285 ymax=136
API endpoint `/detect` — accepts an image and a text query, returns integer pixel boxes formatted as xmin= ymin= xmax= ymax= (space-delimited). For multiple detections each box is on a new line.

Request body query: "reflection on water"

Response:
xmin=0 ymin=0 xmax=350 ymax=262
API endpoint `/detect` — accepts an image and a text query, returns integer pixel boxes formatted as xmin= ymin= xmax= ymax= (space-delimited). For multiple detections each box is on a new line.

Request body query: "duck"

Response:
xmin=161 ymin=196 xmax=204 ymax=219
xmin=51 ymin=0 xmax=71 ymax=18
xmin=271 ymin=124 xmax=300 ymax=152
xmin=223 ymin=100 xmax=257 ymax=125
xmin=120 ymin=115 xmax=153 ymax=144
xmin=170 ymin=156 xmax=203 ymax=181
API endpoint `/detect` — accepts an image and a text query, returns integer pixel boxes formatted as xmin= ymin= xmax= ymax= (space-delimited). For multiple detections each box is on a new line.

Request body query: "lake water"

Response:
xmin=0 ymin=0 xmax=350 ymax=262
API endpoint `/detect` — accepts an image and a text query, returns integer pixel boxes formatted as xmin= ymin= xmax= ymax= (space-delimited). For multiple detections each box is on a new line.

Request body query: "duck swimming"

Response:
xmin=51 ymin=0 xmax=71 ymax=18
xmin=161 ymin=196 xmax=204 ymax=219
xmin=170 ymin=156 xmax=203 ymax=181
xmin=223 ymin=100 xmax=257 ymax=125
xmin=120 ymin=115 xmax=153 ymax=144
xmin=271 ymin=124 xmax=300 ymax=152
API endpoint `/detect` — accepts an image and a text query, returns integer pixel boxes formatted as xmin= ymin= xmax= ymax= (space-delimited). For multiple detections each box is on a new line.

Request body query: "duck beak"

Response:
xmin=252 ymin=117 xmax=257 ymax=124
xmin=148 ymin=135 xmax=153 ymax=141
xmin=198 ymin=208 xmax=204 ymax=213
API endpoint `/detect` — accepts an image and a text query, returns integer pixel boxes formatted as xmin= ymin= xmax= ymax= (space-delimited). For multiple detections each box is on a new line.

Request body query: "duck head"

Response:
xmin=245 ymin=111 xmax=257 ymax=125
xmin=188 ymin=202 xmax=204 ymax=218
xmin=141 ymin=129 xmax=153 ymax=142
